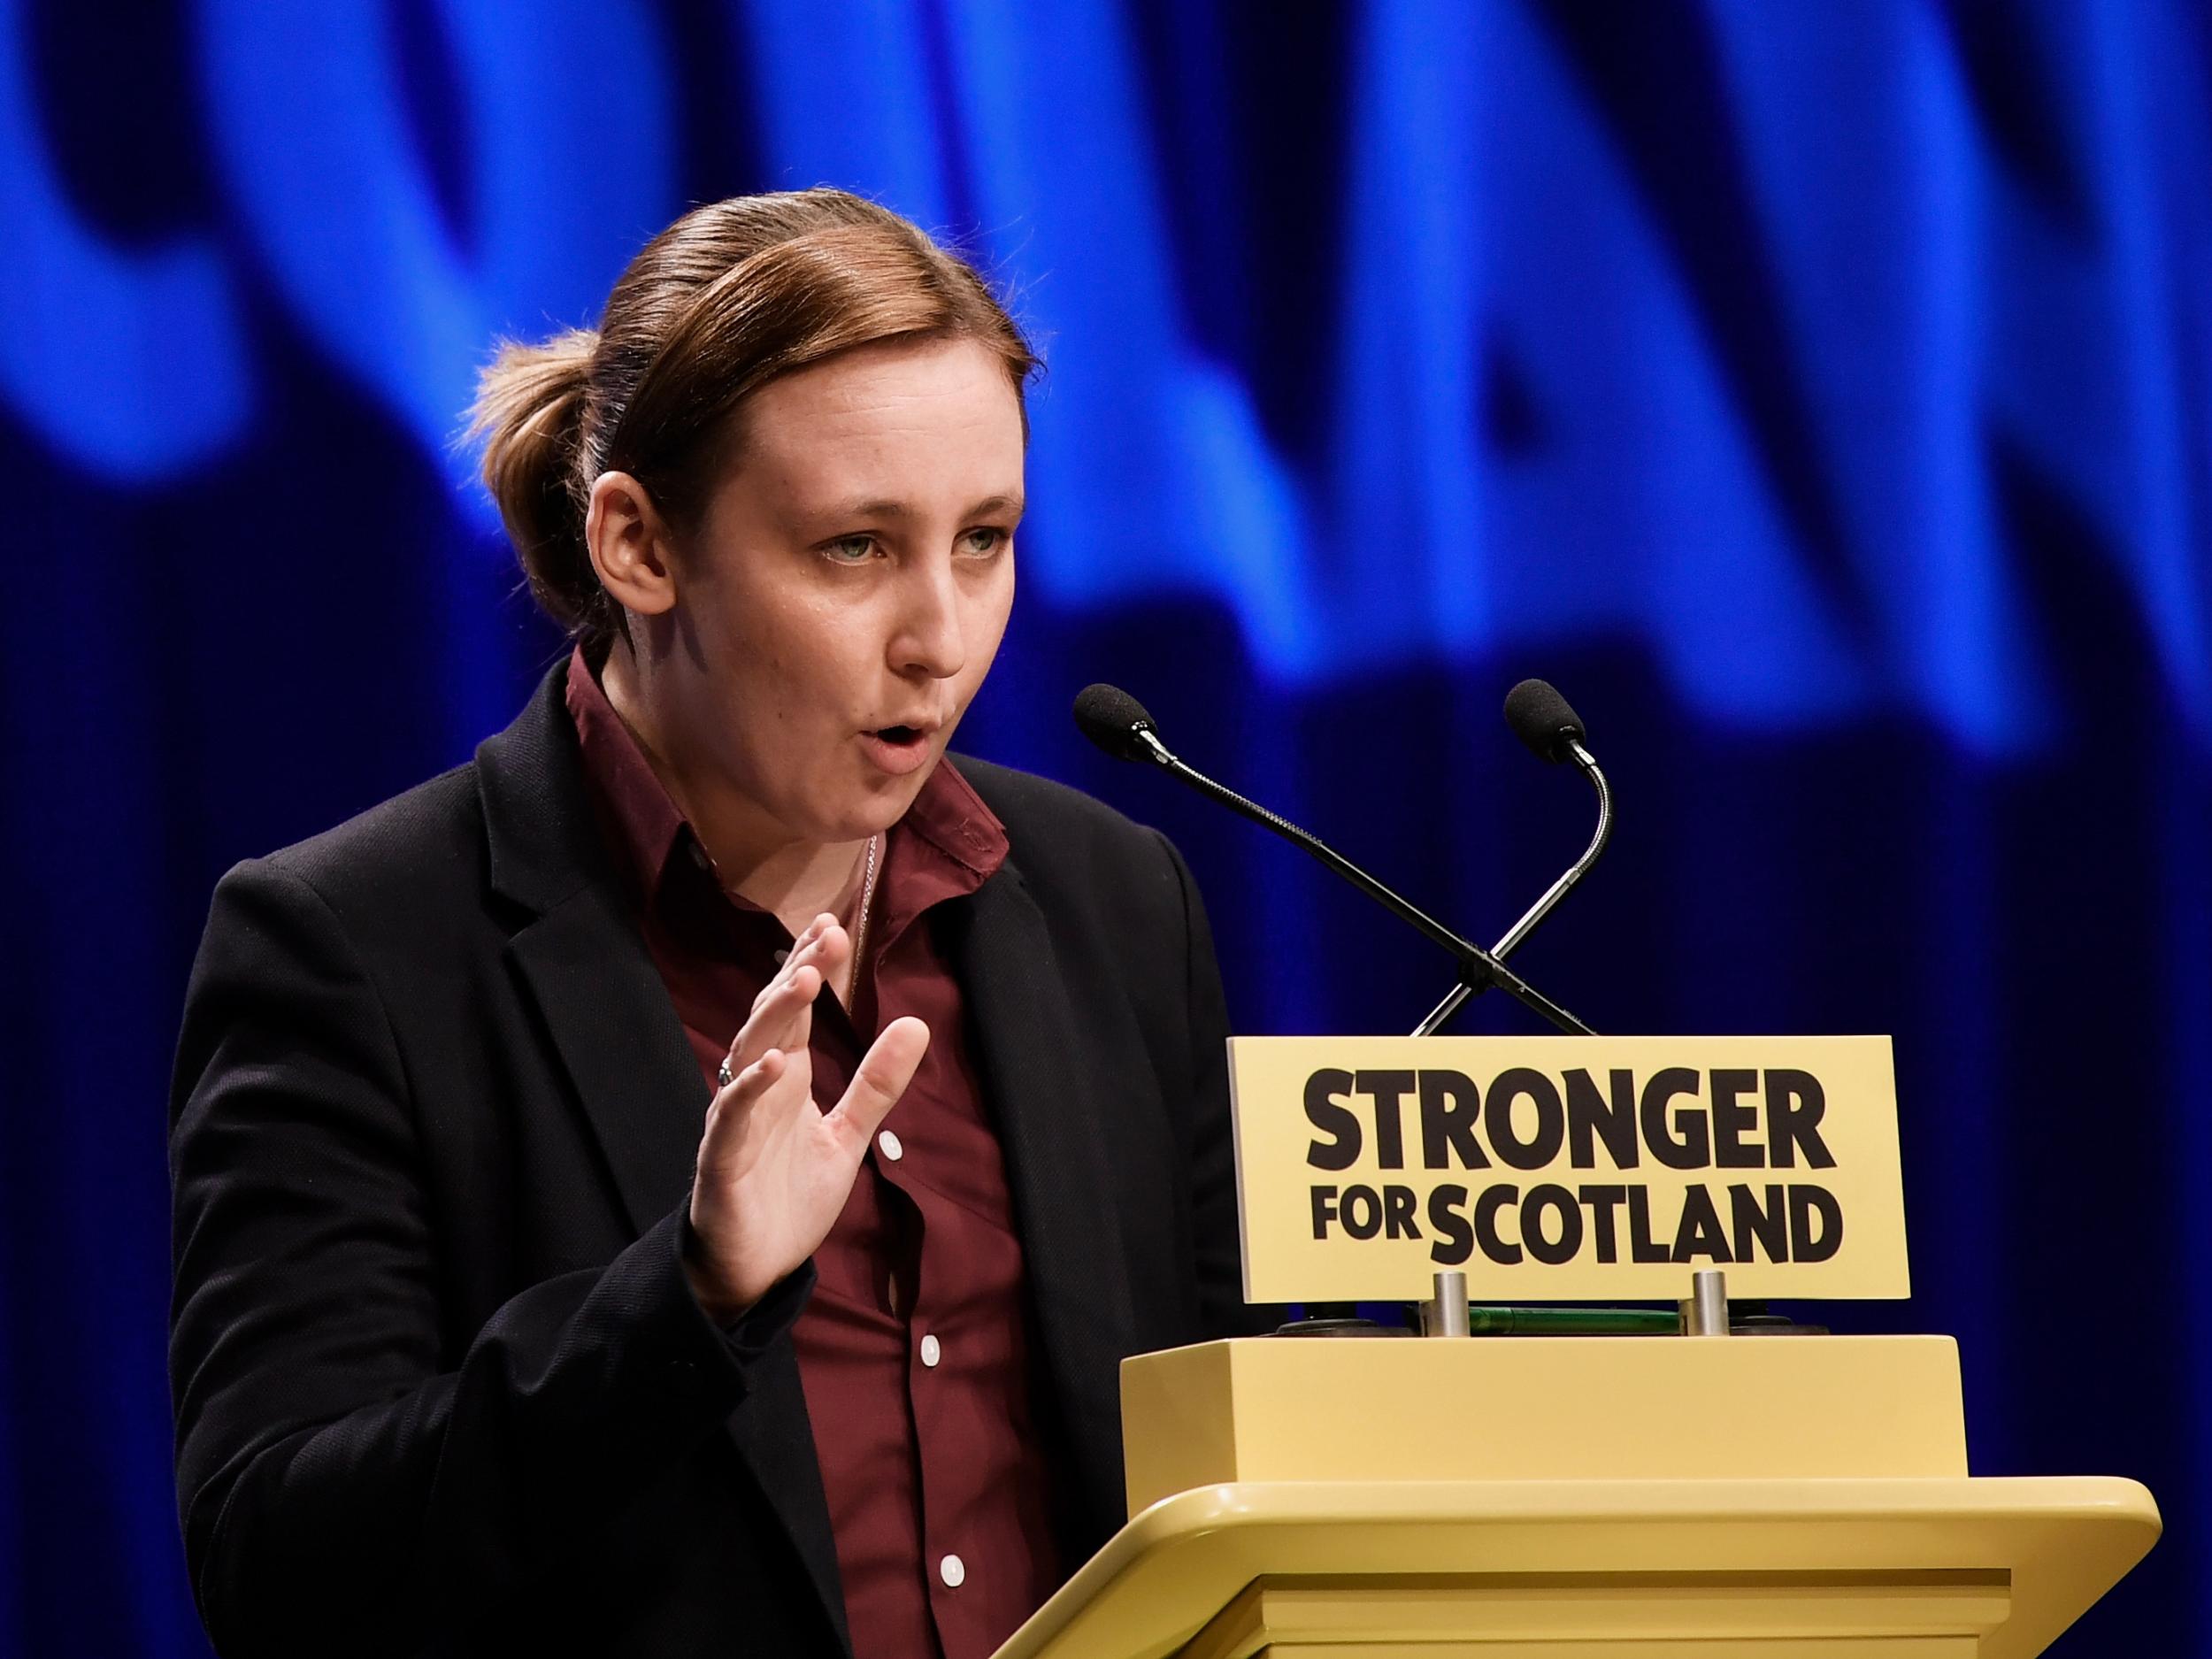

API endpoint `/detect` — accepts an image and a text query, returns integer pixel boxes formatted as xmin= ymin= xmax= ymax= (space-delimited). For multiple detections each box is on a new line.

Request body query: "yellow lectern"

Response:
xmin=990 ymin=1333 xmax=2158 ymax=1659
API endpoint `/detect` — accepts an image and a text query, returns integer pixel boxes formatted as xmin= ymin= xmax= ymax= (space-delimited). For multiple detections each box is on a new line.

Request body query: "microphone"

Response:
xmin=1410 ymin=679 xmax=1614 ymax=1035
xmin=1503 ymin=677 xmax=1587 ymax=764
xmin=1071 ymin=682 xmax=1161 ymax=764
xmin=1072 ymin=684 xmax=1594 ymax=1036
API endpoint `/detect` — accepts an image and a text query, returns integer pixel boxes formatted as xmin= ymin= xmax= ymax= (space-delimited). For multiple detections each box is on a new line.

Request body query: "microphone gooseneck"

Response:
xmin=1071 ymin=685 xmax=1594 ymax=1036
xmin=1411 ymin=678 xmax=1614 ymax=1035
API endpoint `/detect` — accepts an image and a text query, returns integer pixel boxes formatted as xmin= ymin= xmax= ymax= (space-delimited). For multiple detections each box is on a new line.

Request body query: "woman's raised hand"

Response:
xmin=683 ymin=914 xmax=930 ymax=1322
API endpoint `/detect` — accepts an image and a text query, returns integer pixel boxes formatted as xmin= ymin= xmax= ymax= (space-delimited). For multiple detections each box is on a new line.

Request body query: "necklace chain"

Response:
xmin=701 ymin=832 xmax=880 ymax=1007
xmin=845 ymin=832 xmax=880 ymax=1005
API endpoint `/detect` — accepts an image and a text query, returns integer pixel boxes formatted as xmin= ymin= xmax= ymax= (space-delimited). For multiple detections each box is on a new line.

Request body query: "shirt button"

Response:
xmin=939 ymin=1554 xmax=965 ymax=1588
xmin=919 ymin=1333 xmax=941 ymax=1368
xmin=877 ymin=1130 xmax=903 ymax=1163
xmin=772 ymin=948 xmax=789 ymax=964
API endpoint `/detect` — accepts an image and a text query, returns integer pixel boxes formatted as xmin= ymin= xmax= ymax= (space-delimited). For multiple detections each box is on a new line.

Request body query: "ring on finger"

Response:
xmin=717 ymin=1056 xmax=734 ymax=1089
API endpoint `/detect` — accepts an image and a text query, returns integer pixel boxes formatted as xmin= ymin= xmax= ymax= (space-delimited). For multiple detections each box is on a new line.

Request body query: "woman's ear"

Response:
xmin=586 ymin=471 xmax=679 ymax=618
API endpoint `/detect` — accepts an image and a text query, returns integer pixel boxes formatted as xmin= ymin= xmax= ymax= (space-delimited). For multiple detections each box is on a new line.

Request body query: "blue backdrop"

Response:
xmin=4 ymin=1 xmax=2207 ymax=1653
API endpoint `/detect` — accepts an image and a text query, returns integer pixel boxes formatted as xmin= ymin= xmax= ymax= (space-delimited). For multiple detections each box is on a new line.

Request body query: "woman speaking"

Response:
xmin=169 ymin=189 xmax=1252 ymax=1659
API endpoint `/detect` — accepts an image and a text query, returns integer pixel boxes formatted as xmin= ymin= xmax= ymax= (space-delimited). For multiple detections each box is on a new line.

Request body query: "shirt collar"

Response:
xmin=563 ymin=645 xmax=1009 ymax=925
xmin=564 ymin=647 xmax=694 ymax=908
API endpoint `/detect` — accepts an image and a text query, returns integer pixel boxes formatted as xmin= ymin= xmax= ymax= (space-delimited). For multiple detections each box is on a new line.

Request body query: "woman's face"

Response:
xmin=654 ymin=334 xmax=1025 ymax=846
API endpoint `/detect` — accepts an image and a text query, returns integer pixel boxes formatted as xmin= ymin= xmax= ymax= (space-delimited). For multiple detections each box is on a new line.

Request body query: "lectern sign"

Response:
xmin=1227 ymin=1036 xmax=1909 ymax=1302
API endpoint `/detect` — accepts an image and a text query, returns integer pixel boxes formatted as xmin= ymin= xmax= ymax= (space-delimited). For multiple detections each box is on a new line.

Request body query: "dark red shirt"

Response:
xmin=564 ymin=650 xmax=1060 ymax=1659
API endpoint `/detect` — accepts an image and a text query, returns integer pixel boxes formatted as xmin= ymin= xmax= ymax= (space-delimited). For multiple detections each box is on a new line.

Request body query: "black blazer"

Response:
xmin=169 ymin=667 xmax=1256 ymax=1658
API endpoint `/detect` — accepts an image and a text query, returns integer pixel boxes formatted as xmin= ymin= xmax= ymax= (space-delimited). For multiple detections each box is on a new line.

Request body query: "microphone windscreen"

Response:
xmin=1072 ymin=683 xmax=1160 ymax=762
xmin=1503 ymin=679 xmax=1587 ymax=764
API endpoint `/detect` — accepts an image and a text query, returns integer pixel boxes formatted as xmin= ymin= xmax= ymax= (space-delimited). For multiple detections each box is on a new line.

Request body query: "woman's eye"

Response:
xmin=960 ymin=526 xmax=1009 ymax=557
xmin=824 ymin=534 xmax=879 ymax=565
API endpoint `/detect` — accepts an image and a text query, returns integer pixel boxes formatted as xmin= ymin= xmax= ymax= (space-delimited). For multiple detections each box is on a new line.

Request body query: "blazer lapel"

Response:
xmin=505 ymin=884 xmax=705 ymax=1235
xmin=944 ymin=864 xmax=1141 ymax=1533
xmin=478 ymin=669 xmax=715 ymax=1238
xmin=477 ymin=666 xmax=850 ymax=1652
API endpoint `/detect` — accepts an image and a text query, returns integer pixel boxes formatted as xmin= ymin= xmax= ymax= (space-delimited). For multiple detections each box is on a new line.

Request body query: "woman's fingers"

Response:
xmin=701 ymin=1002 xmax=814 ymax=1159
xmin=688 ymin=1012 xmax=922 ymax=1318
xmin=794 ymin=918 xmax=852 ymax=1002
xmin=830 ymin=1017 xmax=931 ymax=1148
xmin=747 ymin=916 xmax=834 ymax=1017
xmin=726 ymin=964 xmax=819 ymax=1077
xmin=743 ymin=978 xmax=815 ymax=1088
xmin=701 ymin=1046 xmax=790 ymax=1167
xmin=726 ymin=918 xmax=851 ymax=1074
xmin=731 ymin=917 xmax=841 ymax=1068
xmin=726 ymin=969 xmax=813 ymax=1079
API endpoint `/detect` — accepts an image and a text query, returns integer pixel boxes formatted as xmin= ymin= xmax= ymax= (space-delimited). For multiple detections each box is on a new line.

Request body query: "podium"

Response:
xmin=990 ymin=1334 xmax=2158 ymax=1659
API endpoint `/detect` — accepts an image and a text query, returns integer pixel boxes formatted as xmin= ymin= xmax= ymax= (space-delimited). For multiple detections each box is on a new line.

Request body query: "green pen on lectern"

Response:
xmin=1464 ymin=1306 xmax=1684 ymax=1336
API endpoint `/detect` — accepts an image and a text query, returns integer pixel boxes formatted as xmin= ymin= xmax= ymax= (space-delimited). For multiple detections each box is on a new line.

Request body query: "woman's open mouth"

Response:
xmin=859 ymin=724 xmax=934 ymax=775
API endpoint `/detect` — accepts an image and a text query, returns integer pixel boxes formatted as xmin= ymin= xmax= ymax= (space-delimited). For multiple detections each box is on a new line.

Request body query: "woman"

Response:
xmin=169 ymin=189 xmax=1251 ymax=1659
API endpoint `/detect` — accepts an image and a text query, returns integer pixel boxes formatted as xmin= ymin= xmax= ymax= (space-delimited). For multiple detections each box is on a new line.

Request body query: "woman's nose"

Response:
xmin=889 ymin=559 xmax=966 ymax=680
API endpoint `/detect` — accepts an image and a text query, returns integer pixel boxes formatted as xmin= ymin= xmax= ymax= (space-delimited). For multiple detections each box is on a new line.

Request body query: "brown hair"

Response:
xmin=469 ymin=188 xmax=1038 ymax=659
